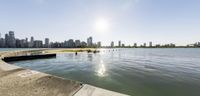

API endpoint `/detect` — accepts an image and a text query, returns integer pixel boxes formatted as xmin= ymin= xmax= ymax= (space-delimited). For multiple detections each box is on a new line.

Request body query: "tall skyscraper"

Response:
xmin=29 ymin=36 xmax=34 ymax=48
xmin=31 ymin=36 xmax=34 ymax=42
xmin=81 ymin=41 xmax=87 ymax=47
xmin=122 ymin=44 xmax=125 ymax=47
xmin=111 ymin=41 xmax=114 ymax=47
xmin=149 ymin=41 xmax=152 ymax=47
xmin=34 ymin=40 xmax=43 ymax=48
xmin=97 ymin=41 xmax=101 ymax=48
xmin=134 ymin=43 xmax=137 ymax=47
xmin=87 ymin=36 xmax=93 ymax=47
xmin=68 ymin=39 xmax=75 ymax=48
xmin=75 ymin=40 xmax=81 ymax=47
xmin=0 ymin=38 xmax=5 ymax=48
xmin=0 ymin=33 xmax=4 ymax=47
xmin=45 ymin=38 xmax=50 ymax=48
xmin=8 ymin=31 xmax=16 ymax=47
xmin=5 ymin=33 xmax=9 ymax=47
xmin=118 ymin=41 xmax=121 ymax=47
xmin=143 ymin=43 xmax=146 ymax=47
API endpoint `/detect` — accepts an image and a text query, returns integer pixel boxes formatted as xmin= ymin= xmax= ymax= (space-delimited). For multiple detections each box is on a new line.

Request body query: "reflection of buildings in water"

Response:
xmin=64 ymin=53 xmax=75 ymax=59
xmin=87 ymin=53 xmax=93 ymax=61
xmin=118 ymin=49 xmax=121 ymax=59
xmin=108 ymin=49 xmax=115 ymax=62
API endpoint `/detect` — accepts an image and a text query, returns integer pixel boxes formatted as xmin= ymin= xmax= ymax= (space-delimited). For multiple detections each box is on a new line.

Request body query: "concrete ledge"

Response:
xmin=74 ymin=84 xmax=128 ymax=96
xmin=0 ymin=62 xmax=82 ymax=96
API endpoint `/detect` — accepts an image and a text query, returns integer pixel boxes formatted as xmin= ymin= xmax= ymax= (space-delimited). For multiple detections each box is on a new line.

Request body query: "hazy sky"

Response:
xmin=0 ymin=0 xmax=200 ymax=46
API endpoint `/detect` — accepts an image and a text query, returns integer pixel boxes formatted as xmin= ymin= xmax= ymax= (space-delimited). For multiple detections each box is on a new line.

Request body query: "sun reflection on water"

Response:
xmin=97 ymin=60 xmax=107 ymax=77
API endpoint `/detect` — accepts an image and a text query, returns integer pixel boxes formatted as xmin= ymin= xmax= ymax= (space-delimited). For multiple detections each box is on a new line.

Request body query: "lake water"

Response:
xmin=9 ymin=48 xmax=200 ymax=96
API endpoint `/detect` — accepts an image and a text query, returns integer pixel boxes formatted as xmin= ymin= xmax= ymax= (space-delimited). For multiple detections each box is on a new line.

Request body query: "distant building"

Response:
xmin=81 ymin=41 xmax=87 ymax=47
xmin=87 ymin=36 xmax=93 ymax=47
xmin=16 ymin=39 xmax=20 ymax=48
xmin=44 ymin=38 xmax=50 ymax=48
xmin=194 ymin=42 xmax=200 ymax=47
xmin=24 ymin=38 xmax=28 ymax=47
xmin=0 ymin=38 xmax=5 ymax=48
xmin=143 ymin=43 xmax=146 ymax=47
xmin=97 ymin=41 xmax=101 ymax=48
xmin=29 ymin=36 xmax=34 ymax=48
xmin=34 ymin=40 xmax=43 ymax=48
xmin=118 ymin=41 xmax=121 ymax=47
xmin=75 ymin=40 xmax=81 ymax=47
xmin=51 ymin=42 xmax=62 ymax=48
xmin=68 ymin=39 xmax=75 ymax=48
xmin=111 ymin=41 xmax=114 ymax=47
xmin=122 ymin=44 xmax=125 ymax=47
xmin=149 ymin=42 xmax=152 ymax=47
xmin=63 ymin=41 xmax=68 ymax=48
xmin=16 ymin=39 xmax=26 ymax=48
xmin=155 ymin=44 xmax=161 ymax=47
xmin=169 ymin=43 xmax=176 ymax=47
xmin=5 ymin=34 xmax=9 ymax=47
xmin=134 ymin=43 xmax=137 ymax=47
xmin=8 ymin=31 xmax=16 ymax=48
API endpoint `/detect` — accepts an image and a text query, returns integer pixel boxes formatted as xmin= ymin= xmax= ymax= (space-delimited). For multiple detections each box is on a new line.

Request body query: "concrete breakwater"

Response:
xmin=2 ymin=53 xmax=56 ymax=62
xmin=0 ymin=49 xmax=128 ymax=96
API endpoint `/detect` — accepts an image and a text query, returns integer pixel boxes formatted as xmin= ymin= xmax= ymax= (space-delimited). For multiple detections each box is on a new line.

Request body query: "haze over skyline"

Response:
xmin=0 ymin=0 xmax=200 ymax=46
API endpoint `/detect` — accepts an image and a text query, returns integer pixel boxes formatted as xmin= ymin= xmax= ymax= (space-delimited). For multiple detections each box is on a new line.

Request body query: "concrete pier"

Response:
xmin=3 ymin=53 xmax=56 ymax=62
xmin=0 ymin=50 xmax=129 ymax=96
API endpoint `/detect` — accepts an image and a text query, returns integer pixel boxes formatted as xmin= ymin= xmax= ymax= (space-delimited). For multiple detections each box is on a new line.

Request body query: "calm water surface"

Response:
xmin=11 ymin=48 xmax=200 ymax=96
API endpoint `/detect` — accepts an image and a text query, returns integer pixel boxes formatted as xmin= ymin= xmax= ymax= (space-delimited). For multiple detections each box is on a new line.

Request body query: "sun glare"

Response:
xmin=95 ymin=18 xmax=109 ymax=32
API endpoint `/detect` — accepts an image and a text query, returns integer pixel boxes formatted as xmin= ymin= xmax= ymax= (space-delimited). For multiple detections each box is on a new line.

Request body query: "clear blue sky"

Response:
xmin=0 ymin=0 xmax=200 ymax=46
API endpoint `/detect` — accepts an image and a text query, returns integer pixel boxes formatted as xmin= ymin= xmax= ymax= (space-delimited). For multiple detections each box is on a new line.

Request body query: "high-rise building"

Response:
xmin=87 ymin=36 xmax=93 ymax=47
xmin=75 ymin=40 xmax=81 ymax=47
xmin=68 ymin=39 xmax=75 ymax=48
xmin=25 ymin=38 xmax=28 ymax=42
xmin=0 ymin=38 xmax=5 ymax=48
xmin=97 ymin=41 xmax=101 ymax=48
xmin=118 ymin=41 xmax=121 ymax=47
xmin=16 ymin=39 xmax=26 ymax=48
xmin=45 ymin=38 xmax=50 ymax=48
xmin=34 ymin=40 xmax=43 ymax=48
xmin=31 ymin=36 xmax=34 ymax=47
xmin=5 ymin=33 xmax=9 ymax=47
xmin=111 ymin=41 xmax=114 ymax=47
xmin=31 ymin=36 xmax=34 ymax=42
xmin=122 ymin=44 xmax=125 ymax=47
xmin=149 ymin=41 xmax=152 ymax=47
xmin=16 ymin=39 xmax=20 ymax=48
xmin=24 ymin=38 xmax=28 ymax=47
xmin=8 ymin=31 xmax=16 ymax=47
xmin=81 ymin=41 xmax=87 ymax=47
xmin=134 ymin=43 xmax=137 ymax=47
xmin=63 ymin=41 xmax=68 ymax=48
xmin=28 ymin=36 xmax=34 ymax=48
xmin=143 ymin=43 xmax=146 ymax=47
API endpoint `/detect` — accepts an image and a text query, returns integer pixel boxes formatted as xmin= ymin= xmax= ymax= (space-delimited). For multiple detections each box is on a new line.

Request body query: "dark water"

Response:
xmin=11 ymin=48 xmax=200 ymax=96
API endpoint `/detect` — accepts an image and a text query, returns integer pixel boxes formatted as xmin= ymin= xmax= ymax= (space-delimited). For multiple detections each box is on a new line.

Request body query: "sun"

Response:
xmin=95 ymin=18 xmax=109 ymax=32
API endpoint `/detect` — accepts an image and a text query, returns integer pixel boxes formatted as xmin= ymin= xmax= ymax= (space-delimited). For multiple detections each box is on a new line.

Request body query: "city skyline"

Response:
xmin=0 ymin=0 xmax=200 ymax=46
xmin=1 ymin=31 xmax=200 ymax=48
